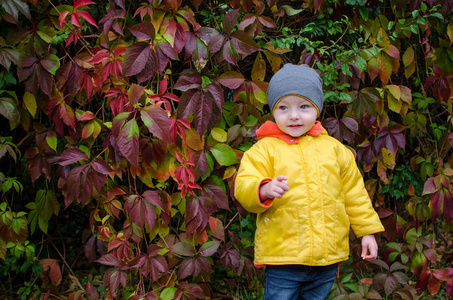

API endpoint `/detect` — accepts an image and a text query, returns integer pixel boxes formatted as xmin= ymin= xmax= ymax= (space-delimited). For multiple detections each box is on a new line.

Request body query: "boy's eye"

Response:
xmin=300 ymin=105 xmax=309 ymax=109
xmin=279 ymin=106 xmax=288 ymax=110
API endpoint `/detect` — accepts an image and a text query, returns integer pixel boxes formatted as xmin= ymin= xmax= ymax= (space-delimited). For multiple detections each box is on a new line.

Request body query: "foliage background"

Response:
xmin=0 ymin=0 xmax=453 ymax=299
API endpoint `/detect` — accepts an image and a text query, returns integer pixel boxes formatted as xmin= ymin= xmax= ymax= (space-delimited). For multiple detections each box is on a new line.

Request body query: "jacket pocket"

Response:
xmin=255 ymin=207 xmax=300 ymax=258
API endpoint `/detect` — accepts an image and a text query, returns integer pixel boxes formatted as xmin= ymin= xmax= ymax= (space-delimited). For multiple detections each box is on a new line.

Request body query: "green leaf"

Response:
xmin=281 ymin=5 xmax=304 ymax=16
xmin=160 ymin=287 xmax=177 ymax=300
xmin=210 ymin=143 xmax=239 ymax=166
xmin=210 ymin=128 xmax=227 ymax=142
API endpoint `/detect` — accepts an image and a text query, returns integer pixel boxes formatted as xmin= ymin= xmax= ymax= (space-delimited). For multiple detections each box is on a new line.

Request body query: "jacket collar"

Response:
xmin=255 ymin=120 xmax=326 ymax=144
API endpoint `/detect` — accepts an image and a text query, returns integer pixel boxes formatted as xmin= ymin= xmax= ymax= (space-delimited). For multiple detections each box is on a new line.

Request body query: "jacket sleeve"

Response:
xmin=234 ymin=142 xmax=274 ymax=214
xmin=339 ymin=145 xmax=385 ymax=237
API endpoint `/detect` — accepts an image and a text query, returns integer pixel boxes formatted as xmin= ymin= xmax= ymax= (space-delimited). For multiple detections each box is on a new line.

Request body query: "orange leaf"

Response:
xmin=39 ymin=258 xmax=62 ymax=286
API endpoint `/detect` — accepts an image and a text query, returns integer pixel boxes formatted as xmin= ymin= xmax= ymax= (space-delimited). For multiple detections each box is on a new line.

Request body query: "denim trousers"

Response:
xmin=263 ymin=264 xmax=338 ymax=300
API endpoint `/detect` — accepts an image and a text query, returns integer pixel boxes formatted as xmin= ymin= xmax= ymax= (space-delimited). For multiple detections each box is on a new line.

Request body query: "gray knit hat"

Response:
xmin=267 ymin=64 xmax=324 ymax=117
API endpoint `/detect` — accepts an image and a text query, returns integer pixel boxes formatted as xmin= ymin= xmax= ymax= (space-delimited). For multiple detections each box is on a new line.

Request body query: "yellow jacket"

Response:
xmin=234 ymin=121 xmax=384 ymax=266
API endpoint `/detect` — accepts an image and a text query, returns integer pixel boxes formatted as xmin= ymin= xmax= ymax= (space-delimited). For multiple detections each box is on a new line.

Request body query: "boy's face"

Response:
xmin=273 ymin=95 xmax=318 ymax=137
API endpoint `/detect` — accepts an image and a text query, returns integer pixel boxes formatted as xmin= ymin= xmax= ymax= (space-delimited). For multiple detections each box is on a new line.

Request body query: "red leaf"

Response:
xmin=96 ymin=254 xmax=123 ymax=267
xmin=59 ymin=11 xmax=70 ymax=27
xmin=430 ymin=191 xmax=443 ymax=221
xmin=129 ymin=22 xmax=155 ymax=40
xmin=207 ymin=34 xmax=225 ymax=54
xmin=194 ymin=92 xmax=212 ymax=136
xmin=206 ymin=83 xmax=225 ymax=111
xmin=217 ymin=71 xmax=245 ymax=89
xmin=39 ymin=259 xmax=62 ymax=286
xmin=199 ymin=240 xmax=220 ymax=257
xmin=444 ymin=190 xmax=453 ymax=222
xmin=140 ymin=106 xmax=171 ymax=142
xmin=177 ymin=89 xmax=201 ymax=119
xmin=170 ymin=242 xmax=196 ymax=256
xmin=128 ymin=84 xmax=144 ymax=106
xmin=123 ymin=42 xmax=153 ymax=77
xmin=423 ymin=177 xmax=438 ymax=195
xmin=90 ymin=159 xmax=112 ymax=175
xmin=76 ymin=11 xmax=98 ymax=28
xmin=222 ymin=9 xmax=239 ymax=34
xmin=86 ymin=281 xmax=100 ymax=300
xmin=202 ymin=183 xmax=229 ymax=210
xmin=238 ymin=14 xmax=256 ymax=29
xmin=78 ymin=111 xmax=95 ymax=121
xmin=230 ymin=30 xmax=260 ymax=55
xmin=71 ymin=13 xmax=82 ymax=27
xmin=143 ymin=190 xmax=164 ymax=212
xmin=73 ymin=0 xmax=95 ymax=10
xmin=174 ymin=72 xmax=202 ymax=91
xmin=104 ymin=268 xmax=127 ymax=291
xmin=59 ymin=103 xmax=76 ymax=129
xmin=116 ymin=119 xmax=139 ymax=168
xmin=36 ymin=65 xmax=53 ymax=96
xmin=58 ymin=148 xmax=88 ymax=166
xmin=222 ymin=40 xmax=238 ymax=66
xmin=428 ymin=274 xmax=441 ymax=295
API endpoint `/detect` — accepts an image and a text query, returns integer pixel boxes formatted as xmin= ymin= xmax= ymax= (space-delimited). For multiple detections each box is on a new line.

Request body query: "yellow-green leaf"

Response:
xmin=447 ymin=22 xmax=453 ymax=45
xmin=211 ymin=128 xmax=227 ymax=142
xmin=387 ymin=85 xmax=401 ymax=100
xmin=388 ymin=93 xmax=402 ymax=113
xmin=252 ymin=52 xmax=266 ymax=81
xmin=46 ymin=130 xmax=57 ymax=151
xmin=23 ymin=91 xmax=37 ymax=117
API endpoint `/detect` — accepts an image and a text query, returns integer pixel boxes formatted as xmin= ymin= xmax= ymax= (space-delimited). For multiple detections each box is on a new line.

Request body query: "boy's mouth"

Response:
xmin=288 ymin=125 xmax=302 ymax=128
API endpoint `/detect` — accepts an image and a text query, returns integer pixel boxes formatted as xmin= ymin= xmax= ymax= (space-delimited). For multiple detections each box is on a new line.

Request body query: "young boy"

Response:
xmin=234 ymin=64 xmax=384 ymax=300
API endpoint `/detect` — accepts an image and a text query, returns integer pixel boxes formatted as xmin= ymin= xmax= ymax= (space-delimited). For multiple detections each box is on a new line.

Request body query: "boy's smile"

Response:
xmin=273 ymin=95 xmax=318 ymax=137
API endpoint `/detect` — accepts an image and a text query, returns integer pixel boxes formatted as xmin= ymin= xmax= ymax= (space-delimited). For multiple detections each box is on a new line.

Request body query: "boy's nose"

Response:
xmin=289 ymin=111 xmax=300 ymax=120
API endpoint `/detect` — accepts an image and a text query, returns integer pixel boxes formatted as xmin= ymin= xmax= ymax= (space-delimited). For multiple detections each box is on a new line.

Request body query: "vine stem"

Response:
xmin=50 ymin=240 xmax=86 ymax=293
xmin=224 ymin=211 xmax=239 ymax=229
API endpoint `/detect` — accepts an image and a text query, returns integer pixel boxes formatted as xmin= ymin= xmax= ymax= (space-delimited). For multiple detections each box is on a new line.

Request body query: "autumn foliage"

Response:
xmin=0 ymin=0 xmax=453 ymax=299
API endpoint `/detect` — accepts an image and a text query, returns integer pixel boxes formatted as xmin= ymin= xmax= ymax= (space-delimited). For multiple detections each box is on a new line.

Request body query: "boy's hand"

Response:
xmin=259 ymin=175 xmax=289 ymax=201
xmin=361 ymin=234 xmax=378 ymax=260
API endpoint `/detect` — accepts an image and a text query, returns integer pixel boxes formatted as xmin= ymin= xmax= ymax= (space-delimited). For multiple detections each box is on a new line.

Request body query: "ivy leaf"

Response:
xmin=210 ymin=144 xmax=239 ymax=166
xmin=39 ymin=259 xmax=62 ymax=286
xmin=1 ymin=0 xmax=31 ymax=23
xmin=222 ymin=8 xmax=239 ymax=35
xmin=202 ymin=181 xmax=229 ymax=210
xmin=40 ymin=53 xmax=60 ymax=75
xmin=348 ymin=87 xmax=379 ymax=118
xmin=0 ymin=97 xmax=19 ymax=123
xmin=57 ymin=148 xmax=88 ymax=166
xmin=217 ymin=71 xmax=245 ymax=89
xmin=124 ymin=194 xmax=158 ymax=230
xmin=199 ymin=240 xmax=220 ymax=257
xmin=170 ymin=242 xmax=196 ymax=256
xmin=374 ymin=125 xmax=406 ymax=154
xmin=185 ymin=197 xmax=208 ymax=236
xmin=230 ymin=30 xmax=260 ymax=56
xmin=103 ymin=268 xmax=127 ymax=292
xmin=194 ymin=91 xmax=212 ymax=136
xmin=323 ymin=117 xmax=358 ymax=144
xmin=177 ymin=256 xmax=211 ymax=279
xmin=116 ymin=118 xmax=139 ymax=168
xmin=0 ymin=47 xmax=21 ymax=70
xmin=140 ymin=106 xmax=170 ymax=142
xmin=123 ymin=42 xmax=154 ymax=79
xmin=129 ymin=22 xmax=155 ymax=40
xmin=174 ymin=71 xmax=202 ymax=92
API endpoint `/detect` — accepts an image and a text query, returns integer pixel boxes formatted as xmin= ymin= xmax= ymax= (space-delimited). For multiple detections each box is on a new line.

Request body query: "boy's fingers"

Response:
xmin=276 ymin=175 xmax=288 ymax=181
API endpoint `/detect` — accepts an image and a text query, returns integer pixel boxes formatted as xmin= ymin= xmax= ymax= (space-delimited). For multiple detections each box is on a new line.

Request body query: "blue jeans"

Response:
xmin=263 ymin=264 xmax=338 ymax=300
